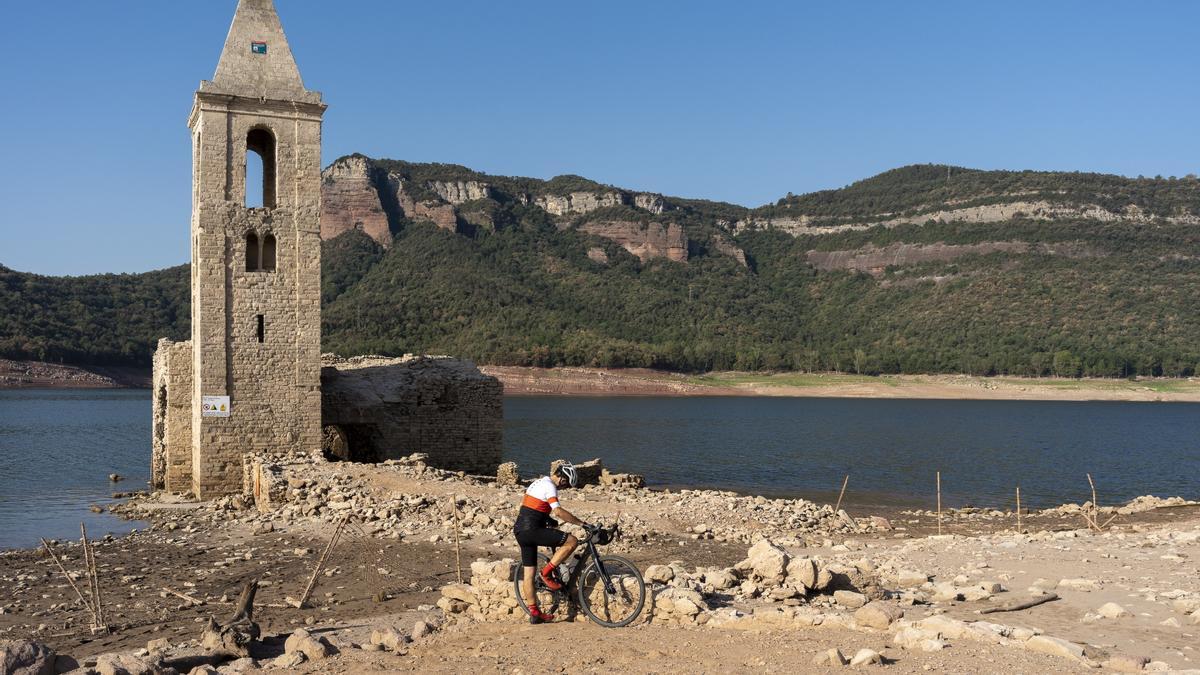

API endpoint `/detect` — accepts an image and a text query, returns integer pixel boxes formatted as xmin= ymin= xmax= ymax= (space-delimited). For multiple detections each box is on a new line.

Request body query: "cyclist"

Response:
xmin=513 ymin=462 xmax=589 ymax=624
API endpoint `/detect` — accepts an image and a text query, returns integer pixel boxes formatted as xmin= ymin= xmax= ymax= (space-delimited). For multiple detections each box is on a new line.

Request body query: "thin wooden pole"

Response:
xmin=451 ymin=496 xmax=463 ymax=584
xmin=834 ymin=475 xmax=850 ymax=514
xmin=1087 ymin=473 xmax=1099 ymax=531
xmin=40 ymin=539 xmax=97 ymax=624
xmin=936 ymin=471 xmax=943 ymax=536
xmin=1016 ymin=486 xmax=1022 ymax=533
xmin=296 ymin=515 xmax=348 ymax=609
xmin=81 ymin=524 xmax=106 ymax=633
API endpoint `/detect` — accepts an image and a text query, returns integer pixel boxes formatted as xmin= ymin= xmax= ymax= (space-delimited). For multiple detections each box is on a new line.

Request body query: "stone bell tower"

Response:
xmin=186 ymin=0 xmax=326 ymax=498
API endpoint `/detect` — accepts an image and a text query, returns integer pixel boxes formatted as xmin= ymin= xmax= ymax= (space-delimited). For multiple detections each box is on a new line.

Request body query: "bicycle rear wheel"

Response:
xmin=577 ymin=555 xmax=645 ymax=627
xmin=512 ymin=553 xmax=563 ymax=618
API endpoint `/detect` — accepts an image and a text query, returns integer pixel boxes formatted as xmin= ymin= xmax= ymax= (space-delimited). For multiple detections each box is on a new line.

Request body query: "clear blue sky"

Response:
xmin=2 ymin=1 xmax=1198 ymax=276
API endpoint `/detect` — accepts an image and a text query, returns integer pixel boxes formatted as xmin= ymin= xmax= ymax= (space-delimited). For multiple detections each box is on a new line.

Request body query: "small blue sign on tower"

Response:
xmin=251 ymin=41 xmax=268 ymax=55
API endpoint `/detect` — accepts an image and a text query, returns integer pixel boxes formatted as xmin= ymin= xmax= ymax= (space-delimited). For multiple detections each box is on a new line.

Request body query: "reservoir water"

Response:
xmin=2 ymin=390 xmax=1198 ymax=550
xmin=504 ymin=397 xmax=1200 ymax=511
xmin=0 ymin=389 xmax=151 ymax=551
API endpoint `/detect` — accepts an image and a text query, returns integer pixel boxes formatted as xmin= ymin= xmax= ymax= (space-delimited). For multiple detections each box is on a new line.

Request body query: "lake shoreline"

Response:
xmin=6 ymin=359 xmax=1200 ymax=402
xmin=482 ymin=365 xmax=1200 ymax=402
xmin=0 ymin=359 xmax=150 ymax=389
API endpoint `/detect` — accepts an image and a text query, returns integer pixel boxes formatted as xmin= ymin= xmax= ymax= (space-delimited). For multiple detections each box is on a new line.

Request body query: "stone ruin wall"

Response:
xmin=151 ymin=338 xmax=194 ymax=493
xmin=320 ymin=355 xmax=504 ymax=475
xmin=151 ymin=350 xmax=505 ymax=495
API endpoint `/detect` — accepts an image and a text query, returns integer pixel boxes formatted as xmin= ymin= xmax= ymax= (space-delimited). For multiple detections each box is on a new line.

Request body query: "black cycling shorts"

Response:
xmin=514 ymin=526 xmax=569 ymax=567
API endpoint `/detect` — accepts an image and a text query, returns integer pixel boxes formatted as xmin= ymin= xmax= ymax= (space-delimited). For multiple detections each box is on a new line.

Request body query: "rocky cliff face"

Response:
xmin=710 ymin=233 xmax=748 ymax=267
xmin=318 ymin=155 xmax=747 ymax=265
xmin=429 ymin=180 xmax=493 ymax=205
xmin=320 ymin=156 xmax=393 ymax=247
xmin=575 ymin=220 xmax=689 ymax=263
xmin=736 ymin=200 xmax=1200 ymax=237
xmin=535 ymin=190 xmax=667 ymax=216
xmin=386 ymin=176 xmax=460 ymax=233
xmin=536 ymin=191 xmax=625 ymax=216
xmin=807 ymin=240 xmax=1101 ymax=276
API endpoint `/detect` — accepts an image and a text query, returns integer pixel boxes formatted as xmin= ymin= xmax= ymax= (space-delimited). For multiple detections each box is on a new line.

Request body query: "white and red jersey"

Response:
xmin=515 ymin=476 xmax=560 ymax=530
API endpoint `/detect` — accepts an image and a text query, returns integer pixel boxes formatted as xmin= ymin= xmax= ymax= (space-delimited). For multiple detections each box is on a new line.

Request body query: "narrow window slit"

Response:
xmin=256 ymin=315 xmax=265 ymax=343
xmin=246 ymin=232 xmax=259 ymax=271
xmin=262 ymin=234 xmax=276 ymax=271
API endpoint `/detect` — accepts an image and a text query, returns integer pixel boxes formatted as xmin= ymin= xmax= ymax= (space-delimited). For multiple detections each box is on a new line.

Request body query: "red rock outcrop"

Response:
xmin=320 ymin=156 xmax=392 ymax=246
xmin=386 ymin=175 xmax=460 ymax=232
xmin=575 ymin=220 xmax=688 ymax=263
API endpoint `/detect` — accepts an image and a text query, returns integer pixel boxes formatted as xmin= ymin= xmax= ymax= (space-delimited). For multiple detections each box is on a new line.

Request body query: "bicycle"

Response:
xmin=512 ymin=522 xmax=646 ymax=627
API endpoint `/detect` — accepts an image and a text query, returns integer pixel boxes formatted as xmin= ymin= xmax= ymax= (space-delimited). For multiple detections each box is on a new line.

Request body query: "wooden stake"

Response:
xmin=834 ymin=475 xmax=850 ymax=514
xmin=1016 ymin=486 xmax=1022 ymax=533
xmin=1086 ymin=473 xmax=1101 ymax=531
xmin=40 ymin=539 xmax=97 ymax=624
xmin=294 ymin=515 xmax=348 ymax=609
xmin=451 ymin=496 xmax=463 ymax=584
xmin=81 ymin=524 xmax=107 ymax=633
xmin=936 ymin=471 xmax=943 ymax=536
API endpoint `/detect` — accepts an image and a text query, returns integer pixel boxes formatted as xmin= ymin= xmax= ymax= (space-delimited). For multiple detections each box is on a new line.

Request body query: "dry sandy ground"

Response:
xmin=482 ymin=366 xmax=1200 ymax=402
xmin=3 ymin=457 xmax=1198 ymax=673
xmin=282 ymin=615 xmax=1092 ymax=674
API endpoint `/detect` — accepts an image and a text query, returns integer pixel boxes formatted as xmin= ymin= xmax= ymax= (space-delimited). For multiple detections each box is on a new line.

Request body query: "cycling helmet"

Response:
xmin=555 ymin=462 xmax=579 ymax=488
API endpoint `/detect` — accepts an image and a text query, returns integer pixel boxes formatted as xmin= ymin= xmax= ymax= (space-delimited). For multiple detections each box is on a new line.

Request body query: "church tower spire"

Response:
xmin=207 ymin=0 xmax=310 ymax=101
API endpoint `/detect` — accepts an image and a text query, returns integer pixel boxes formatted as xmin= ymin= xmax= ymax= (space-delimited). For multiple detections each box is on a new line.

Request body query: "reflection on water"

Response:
xmin=0 ymin=389 xmax=149 ymax=550
xmin=503 ymin=396 xmax=1200 ymax=511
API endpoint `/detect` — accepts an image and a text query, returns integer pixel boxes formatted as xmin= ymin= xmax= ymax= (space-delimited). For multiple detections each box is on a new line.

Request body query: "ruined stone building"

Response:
xmin=152 ymin=0 xmax=501 ymax=499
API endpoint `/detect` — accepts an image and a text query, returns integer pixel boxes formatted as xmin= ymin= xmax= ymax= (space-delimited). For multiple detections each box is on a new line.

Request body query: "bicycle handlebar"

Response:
xmin=582 ymin=522 xmax=617 ymax=544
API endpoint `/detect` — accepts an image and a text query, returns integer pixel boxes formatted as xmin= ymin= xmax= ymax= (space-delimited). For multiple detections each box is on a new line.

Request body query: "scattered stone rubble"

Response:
xmin=39 ymin=455 xmax=1200 ymax=672
xmin=439 ymin=524 xmax=1200 ymax=672
xmin=117 ymin=450 xmax=877 ymax=558
xmin=902 ymin=495 xmax=1198 ymax=524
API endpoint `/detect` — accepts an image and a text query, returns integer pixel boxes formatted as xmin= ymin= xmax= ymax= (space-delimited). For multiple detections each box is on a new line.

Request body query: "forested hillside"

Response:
xmin=0 ymin=264 xmax=189 ymax=366
xmin=5 ymin=162 xmax=1200 ymax=378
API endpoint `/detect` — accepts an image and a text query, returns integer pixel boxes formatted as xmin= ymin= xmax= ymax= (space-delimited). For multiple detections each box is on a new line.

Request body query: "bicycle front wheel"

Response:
xmin=577 ymin=555 xmax=646 ymax=627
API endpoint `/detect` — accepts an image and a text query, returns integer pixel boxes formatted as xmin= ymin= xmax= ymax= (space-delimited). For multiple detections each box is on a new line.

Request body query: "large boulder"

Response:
xmin=1024 ymin=635 xmax=1089 ymax=664
xmin=645 ymin=565 xmax=675 ymax=584
xmin=1 ymin=640 xmax=55 ymax=675
xmin=95 ymin=652 xmax=160 ymax=675
xmin=786 ymin=558 xmax=817 ymax=591
xmin=745 ymin=540 xmax=789 ymax=585
xmin=550 ymin=458 xmax=603 ymax=486
xmin=854 ymin=602 xmax=904 ymax=629
xmin=706 ymin=569 xmax=738 ymax=591
xmin=284 ymin=628 xmax=332 ymax=661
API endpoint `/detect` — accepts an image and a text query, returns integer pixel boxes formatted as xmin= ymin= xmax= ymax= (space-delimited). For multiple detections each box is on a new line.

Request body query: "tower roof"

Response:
xmin=203 ymin=0 xmax=319 ymax=103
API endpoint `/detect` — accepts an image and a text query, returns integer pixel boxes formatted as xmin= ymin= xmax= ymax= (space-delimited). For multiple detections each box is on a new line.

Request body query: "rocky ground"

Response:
xmin=1 ymin=453 xmax=1197 ymax=674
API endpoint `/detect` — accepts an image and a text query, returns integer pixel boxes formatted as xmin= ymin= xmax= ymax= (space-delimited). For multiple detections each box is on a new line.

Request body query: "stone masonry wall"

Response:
xmin=151 ymin=339 xmax=194 ymax=493
xmin=321 ymin=355 xmax=504 ymax=475
xmin=187 ymin=0 xmax=326 ymax=499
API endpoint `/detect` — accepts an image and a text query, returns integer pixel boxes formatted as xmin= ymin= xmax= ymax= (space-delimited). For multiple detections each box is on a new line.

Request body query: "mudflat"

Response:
xmin=484 ymin=365 xmax=1200 ymax=402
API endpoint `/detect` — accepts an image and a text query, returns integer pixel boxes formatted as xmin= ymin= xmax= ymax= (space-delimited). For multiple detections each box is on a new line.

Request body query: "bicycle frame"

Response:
xmin=555 ymin=528 xmax=617 ymax=596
